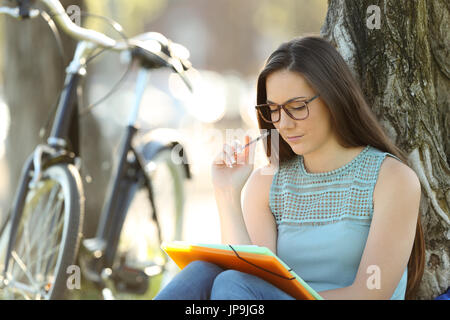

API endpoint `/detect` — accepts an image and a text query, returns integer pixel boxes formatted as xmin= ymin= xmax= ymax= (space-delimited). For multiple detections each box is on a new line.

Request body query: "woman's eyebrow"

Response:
xmin=266 ymin=96 xmax=306 ymax=104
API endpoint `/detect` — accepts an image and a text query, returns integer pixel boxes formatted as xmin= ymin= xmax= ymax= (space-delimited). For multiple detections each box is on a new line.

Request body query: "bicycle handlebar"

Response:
xmin=2 ymin=0 xmax=127 ymax=49
xmin=2 ymin=0 xmax=192 ymax=72
xmin=1 ymin=0 xmax=193 ymax=90
xmin=45 ymin=0 xmax=128 ymax=50
xmin=0 ymin=6 xmax=39 ymax=18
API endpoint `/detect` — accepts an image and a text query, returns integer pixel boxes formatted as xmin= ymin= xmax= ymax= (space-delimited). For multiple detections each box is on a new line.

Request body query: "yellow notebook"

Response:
xmin=161 ymin=241 xmax=323 ymax=300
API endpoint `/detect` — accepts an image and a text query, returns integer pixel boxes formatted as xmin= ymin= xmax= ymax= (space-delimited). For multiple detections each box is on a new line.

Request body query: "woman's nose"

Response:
xmin=278 ymin=108 xmax=295 ymax=129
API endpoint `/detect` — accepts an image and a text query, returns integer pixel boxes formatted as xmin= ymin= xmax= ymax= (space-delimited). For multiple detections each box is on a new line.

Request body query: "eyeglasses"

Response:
xmin=255 ymin=94 xmax=320 ymax=123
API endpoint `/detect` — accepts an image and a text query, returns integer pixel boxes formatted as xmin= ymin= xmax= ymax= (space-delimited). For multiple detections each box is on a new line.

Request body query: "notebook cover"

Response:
xmin=161 ymin=241 xmax=323 ymax=300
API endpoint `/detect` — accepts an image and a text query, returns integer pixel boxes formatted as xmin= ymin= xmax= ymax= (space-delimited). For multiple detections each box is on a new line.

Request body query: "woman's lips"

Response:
xmin=286 ymin=135 xmax=304 ymax=142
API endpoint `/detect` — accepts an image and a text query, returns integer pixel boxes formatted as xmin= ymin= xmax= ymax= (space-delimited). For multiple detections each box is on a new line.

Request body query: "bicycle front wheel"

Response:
xmin=1 ymin=163 xmax=84 ymax=300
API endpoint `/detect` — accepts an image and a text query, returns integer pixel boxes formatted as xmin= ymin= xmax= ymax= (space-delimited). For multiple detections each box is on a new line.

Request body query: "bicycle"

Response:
xmin=0 ymin=0 xmax=193 ymax=300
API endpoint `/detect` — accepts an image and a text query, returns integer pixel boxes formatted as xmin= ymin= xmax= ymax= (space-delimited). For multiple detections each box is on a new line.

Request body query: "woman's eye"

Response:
xmin=288 ymin=102 xmax=306 ymax=110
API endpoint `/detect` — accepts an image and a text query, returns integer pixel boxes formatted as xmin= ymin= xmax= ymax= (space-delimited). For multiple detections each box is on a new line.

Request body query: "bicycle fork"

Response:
xmin=83 ymin=67 xmax=150 ymax=255
xmin=80 ymin=67 xmax=153 ymax=298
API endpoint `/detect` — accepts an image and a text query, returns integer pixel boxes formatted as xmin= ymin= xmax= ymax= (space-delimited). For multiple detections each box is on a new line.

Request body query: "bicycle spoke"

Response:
xmin=39 ymin=203 xmax=64 ymax=279
xmin=15 ymin=183 xmax=57 ymax=269
xmin=35 ymin=188 xmax=64 ymax=276
xmin=43 ymin=222 xmax=63 ymax=281
xmin=21 ymin=208 xmax=33 ymax=280
xmin=8 ymin=181 xmax=65 ymax=298
xmin=4 ymin=279 xmax=35 ymax=300
xmin=41 ymin=183 xmax=60 ymax=220
xmin=7 ymin=242 xmax=61 ymax=299
xmin=33 ymin=185 xmax=61 ymax=248
xmin=24 ymin=243 xmax=61 ymax=282
xmin=10 ymin=251 xmax=39 ymax=291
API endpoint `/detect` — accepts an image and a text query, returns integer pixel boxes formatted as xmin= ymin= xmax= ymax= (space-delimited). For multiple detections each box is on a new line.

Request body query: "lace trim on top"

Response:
xmin=269 ymin=146 xmax=391 ymax=226
xmin=299 ymin=145 xmax=370 ymax=177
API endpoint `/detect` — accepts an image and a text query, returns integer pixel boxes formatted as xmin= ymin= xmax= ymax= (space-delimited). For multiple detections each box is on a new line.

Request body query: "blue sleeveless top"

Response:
xmin=269 ymin=145 xmax=408 ymax=299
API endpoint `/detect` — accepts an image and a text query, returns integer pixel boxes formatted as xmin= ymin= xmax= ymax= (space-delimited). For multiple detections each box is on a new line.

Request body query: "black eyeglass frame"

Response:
xmin=255 ymin=94 xmax=320 ymax=123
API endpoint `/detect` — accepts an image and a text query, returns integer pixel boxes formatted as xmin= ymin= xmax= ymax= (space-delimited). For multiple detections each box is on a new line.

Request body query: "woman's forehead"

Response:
xmin=266 ymin=70 xmax=314 ymax=102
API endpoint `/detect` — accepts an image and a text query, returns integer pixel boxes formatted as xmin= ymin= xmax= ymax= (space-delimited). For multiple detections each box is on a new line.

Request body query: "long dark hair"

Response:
xmin=256 ymin=36 xmax=425 ymax=299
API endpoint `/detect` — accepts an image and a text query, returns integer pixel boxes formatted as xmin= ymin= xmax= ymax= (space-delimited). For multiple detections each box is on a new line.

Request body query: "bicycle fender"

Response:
xmin=133 ymin=128 xmax=191 ymax=179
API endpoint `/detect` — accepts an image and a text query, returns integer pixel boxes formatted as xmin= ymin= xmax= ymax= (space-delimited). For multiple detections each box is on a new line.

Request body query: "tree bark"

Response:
xmin=321 ymin=0 xmax=449 ymax=300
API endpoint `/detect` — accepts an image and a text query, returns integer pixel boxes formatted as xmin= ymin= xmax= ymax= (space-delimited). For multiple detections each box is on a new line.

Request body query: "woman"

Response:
xmin=154 ymin=36 xmax=425 ymax=300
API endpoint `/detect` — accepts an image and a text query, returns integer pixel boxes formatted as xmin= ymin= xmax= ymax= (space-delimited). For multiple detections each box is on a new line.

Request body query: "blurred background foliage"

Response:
xmin=83 ymin=0 xmax=168 ymax=35
xmin=81 ymin=0 xmax=327 ymax=76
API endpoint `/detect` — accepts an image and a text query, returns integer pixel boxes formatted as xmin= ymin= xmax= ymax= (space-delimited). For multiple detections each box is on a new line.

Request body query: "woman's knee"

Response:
xmin=184 ymin=260 xmax=224 ymax=275
xmin=213 ymin=269 xmax=248 ymax=284
xmin=211 ymin=270 xmax=256 ymax=299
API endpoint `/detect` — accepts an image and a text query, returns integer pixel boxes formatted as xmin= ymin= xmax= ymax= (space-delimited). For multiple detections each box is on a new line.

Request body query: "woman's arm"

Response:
xmin=211 ymin=136 xmax=258 ymax=246
xmin=318 ymin=157 xmax=421 ymax=300
xmin=241 ymin=166 xmax=278 ymax=254
xmin=214 ymin=186 xmax=253 ymax=245
xmin=214 ymin=165 xmax=278 ymax=254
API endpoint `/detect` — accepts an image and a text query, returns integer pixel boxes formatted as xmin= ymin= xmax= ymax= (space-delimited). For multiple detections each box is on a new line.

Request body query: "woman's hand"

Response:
xmin=211 ymin=135 xmax=257 ymax=194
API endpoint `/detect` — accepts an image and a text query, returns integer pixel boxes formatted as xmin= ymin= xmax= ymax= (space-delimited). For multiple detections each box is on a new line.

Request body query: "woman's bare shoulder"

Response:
xmin=374 ymin=156 xmax=421 ymax=204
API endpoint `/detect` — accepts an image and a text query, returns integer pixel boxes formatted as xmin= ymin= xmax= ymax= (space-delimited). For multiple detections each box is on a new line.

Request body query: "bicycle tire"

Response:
xmin=1 ymin=163 xmax=84 ymax=300
xmin=110 ymin=147 xmax=186 ymax=298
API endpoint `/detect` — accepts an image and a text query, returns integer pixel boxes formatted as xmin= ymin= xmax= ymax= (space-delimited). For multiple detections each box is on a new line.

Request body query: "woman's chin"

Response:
xmin=289 ymin=142 xmax=309 ymax=156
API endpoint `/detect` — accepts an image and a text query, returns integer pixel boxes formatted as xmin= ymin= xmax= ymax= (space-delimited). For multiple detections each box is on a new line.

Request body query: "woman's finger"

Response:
xmin=223 ymin=143 xmax=235 ymax=167
xmin=233 ymin=139 xmax=243 ymax=163
xmin=244 ymin=135 xmax=250 ymax=162
xmin=212 ymin=149 xmax=226 ymax=166
xmin=234 ymin=135 xmax=251 ymax=165
xmin=212 ymin=143 xmax=231 ymax=166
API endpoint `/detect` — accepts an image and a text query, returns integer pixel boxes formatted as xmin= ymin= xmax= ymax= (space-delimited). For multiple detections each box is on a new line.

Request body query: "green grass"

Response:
xmin=66 ymin=272 xmax=163 ymax=300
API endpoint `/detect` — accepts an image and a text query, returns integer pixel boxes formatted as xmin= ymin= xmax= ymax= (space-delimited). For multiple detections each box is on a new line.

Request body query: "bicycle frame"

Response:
xmin=94 ymin=68 xmax=152 ymax=265
xmin=46 ymin=41 xmax=187 ymax=267
xmin=1 ymin=1 xmax=194 ymax=297
xmin=88 ymin=66 xmax=190 ymax=269
xmin=2 ymin=38 xmax=191 ymax=283
xmin=1 ymin=41 xmax=88 ymax=279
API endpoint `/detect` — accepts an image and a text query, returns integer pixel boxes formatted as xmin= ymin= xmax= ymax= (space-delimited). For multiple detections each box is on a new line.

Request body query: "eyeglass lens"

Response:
xmin=260 ymin=100 xmax=308 ymax=123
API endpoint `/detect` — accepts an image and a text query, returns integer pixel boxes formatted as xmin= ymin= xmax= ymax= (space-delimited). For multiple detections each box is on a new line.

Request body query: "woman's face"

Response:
xmin=265 ymin=69 xmax=335 ymax=156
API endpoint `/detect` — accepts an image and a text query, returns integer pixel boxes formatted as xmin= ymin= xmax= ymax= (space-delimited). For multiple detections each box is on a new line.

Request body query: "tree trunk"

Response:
xmin=321 ymin=0 xmax=449 ymax=300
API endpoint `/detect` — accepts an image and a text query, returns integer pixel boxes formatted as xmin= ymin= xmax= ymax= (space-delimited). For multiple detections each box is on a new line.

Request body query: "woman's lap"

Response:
xmin=210 ymin=269 xmax=295 ymax=300
xmin=153 ymin=260 xmax=224 ymax=300
xmin=153 ymin=260 xmax=295 ymax=300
